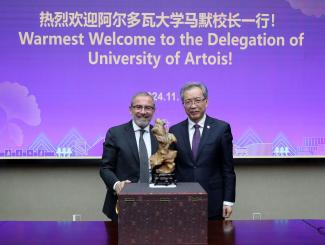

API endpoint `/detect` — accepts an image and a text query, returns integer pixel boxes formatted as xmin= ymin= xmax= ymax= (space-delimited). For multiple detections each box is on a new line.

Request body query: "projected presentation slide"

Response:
xmin=0 ymin=0 xmax=324 ymax=158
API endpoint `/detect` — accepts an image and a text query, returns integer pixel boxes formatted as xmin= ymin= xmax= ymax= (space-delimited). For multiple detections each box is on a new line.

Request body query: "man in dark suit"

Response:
xmin=100 ymin=92 xmax=157 ymax=221
xmin=169 ymin=82 xmax=236 ymax=220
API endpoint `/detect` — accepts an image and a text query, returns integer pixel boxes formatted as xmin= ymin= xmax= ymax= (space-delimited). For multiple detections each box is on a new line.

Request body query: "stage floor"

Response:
xmin=0 ymin=220 xmax=324 ymax=244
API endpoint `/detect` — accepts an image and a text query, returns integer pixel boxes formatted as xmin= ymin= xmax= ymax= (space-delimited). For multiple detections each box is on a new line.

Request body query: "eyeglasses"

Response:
xmin=183 ymin=97 xmax=206 ymax=107
xmin=132 ymin=105 xmax=155 ymax=111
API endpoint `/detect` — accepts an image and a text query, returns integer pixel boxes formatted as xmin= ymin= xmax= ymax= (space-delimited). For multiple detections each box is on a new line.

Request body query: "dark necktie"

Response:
xmin=139 ymin=129 xmax=149 ymax=183
xmin=192 ymin=124 xmax=201 ymax=161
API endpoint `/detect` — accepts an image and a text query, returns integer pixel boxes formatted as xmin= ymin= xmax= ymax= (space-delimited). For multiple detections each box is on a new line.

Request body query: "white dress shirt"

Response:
xmin=132 ymin=121 xmax=152 ymax=158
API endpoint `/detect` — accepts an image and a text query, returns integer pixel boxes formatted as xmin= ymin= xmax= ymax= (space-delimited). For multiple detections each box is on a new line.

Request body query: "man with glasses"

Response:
xmin=100 ymin=92 xmax=157 ymax=221
xmin=170 ymin=82 xmax=236 ymax=220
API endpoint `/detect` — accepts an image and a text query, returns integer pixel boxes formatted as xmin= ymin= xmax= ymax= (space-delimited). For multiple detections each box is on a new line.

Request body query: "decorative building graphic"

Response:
xmin=234 ymin=128 xmax=273 ymax=156
xmin=247 ymin=143 xmax=273 ymax=156
xmin=29 ymin=133 xmax=56 ymax=156
xmin=272 ymin=133 xmax=296 ymax=156
xmin=236 ymin=128 xmax=263 ymax=147
xmin=0 ymin=128 xmax=324 ymax=157
xmin=57 ymin=129 xmax=90 ymax=157
xmin=233 ymin=144 xmax=248 ymax=156
xmin=88 ymin=136 xmax=105 ymax=156
xmin=299 ymin=137 xmax=325 ymax=156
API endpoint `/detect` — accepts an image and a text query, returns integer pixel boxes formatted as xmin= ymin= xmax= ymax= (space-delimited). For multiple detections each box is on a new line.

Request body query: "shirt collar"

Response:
xmin=188 ymin=114 xmax=206 ymax=129
xmin=132 ymin=120 xmax=150 ymax=133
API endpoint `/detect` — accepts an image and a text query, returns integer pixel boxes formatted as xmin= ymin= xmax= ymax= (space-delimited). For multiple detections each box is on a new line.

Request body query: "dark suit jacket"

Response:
xmin=100 ymin=121 xmax=158 ymax=221
xmin=169 ymin=115 xmax=236 ymax=218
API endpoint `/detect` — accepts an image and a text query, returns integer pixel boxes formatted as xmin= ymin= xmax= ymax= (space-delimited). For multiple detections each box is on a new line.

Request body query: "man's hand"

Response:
xmin=223 ymin=205 xmax=233 ymax=218
xmin=115 ymin=180 xmax=131 ymax=194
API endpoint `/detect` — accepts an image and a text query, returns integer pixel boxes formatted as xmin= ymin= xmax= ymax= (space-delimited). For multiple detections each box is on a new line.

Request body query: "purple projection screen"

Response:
xmin=0 ymin=0 xmax=324 ymax=158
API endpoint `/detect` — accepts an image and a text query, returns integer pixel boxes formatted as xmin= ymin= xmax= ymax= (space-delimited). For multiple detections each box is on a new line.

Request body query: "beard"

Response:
xmin=134 ymin=117 xmax=150 ymax=128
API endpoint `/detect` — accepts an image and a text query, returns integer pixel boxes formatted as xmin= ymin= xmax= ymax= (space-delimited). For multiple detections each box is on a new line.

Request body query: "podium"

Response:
xmin=118 ymin=182 xmax=208 ymax=244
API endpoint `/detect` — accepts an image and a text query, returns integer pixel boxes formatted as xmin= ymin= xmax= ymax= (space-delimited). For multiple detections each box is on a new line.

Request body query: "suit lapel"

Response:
xmin=124 ymin=121 xmax=140 ymax=163
xmin=125 ymin=122 xmax=159 ymax=162
xmin=179 ymin=120 xmax=194 ymax=163
xmin=196 ymin=115 xmax=213 ymax=161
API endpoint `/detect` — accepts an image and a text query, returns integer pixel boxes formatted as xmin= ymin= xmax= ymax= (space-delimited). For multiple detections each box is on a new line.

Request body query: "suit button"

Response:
xmin=193 ymin=166 xmax=197 ymax=169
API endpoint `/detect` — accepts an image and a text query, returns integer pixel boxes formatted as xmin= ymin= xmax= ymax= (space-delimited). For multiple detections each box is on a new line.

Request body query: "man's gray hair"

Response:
xmin=130 ymin=92 xmax=155 ymax=107
xmin=180 ymin=82 xmax=208 ymax=102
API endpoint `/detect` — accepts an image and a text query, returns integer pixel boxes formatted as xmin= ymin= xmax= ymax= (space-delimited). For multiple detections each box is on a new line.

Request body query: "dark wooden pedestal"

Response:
xmin=118 ymin=182 xmax=208 ymax=244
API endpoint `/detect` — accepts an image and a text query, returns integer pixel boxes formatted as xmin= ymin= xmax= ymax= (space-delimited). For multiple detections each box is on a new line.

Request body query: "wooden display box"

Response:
xmin=118 ymin=182 xmax=207 ymax=244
